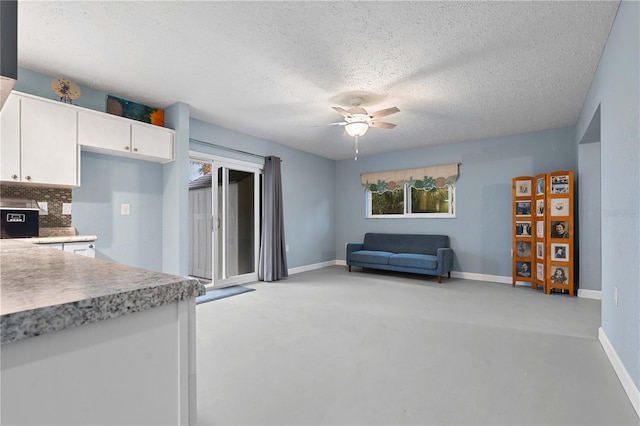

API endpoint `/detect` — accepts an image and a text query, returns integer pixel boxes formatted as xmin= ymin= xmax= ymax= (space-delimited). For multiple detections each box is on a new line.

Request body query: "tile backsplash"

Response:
xmin=0 ymin=184 xmax=72 ymax=228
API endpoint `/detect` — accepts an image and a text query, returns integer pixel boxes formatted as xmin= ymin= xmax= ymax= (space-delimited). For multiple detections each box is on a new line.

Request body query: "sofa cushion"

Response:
xmin=363 ymin=233 xmax=449 ymax=256
xmin=350 ymin=250 xmax=393 ymax=265
xmin=389 ymin=253 xmax=438 ymax=269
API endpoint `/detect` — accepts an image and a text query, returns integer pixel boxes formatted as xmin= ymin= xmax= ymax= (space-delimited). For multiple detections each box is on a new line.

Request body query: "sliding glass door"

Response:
xmin=189 ymin=155 xmax=261 ymax=288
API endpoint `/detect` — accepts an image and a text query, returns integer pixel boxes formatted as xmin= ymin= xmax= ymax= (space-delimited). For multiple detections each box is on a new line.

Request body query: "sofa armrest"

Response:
xmin=346 ymin=243 xmax=364 ymax=264
xmin=437 ymin=248 xmax=454 ymax=273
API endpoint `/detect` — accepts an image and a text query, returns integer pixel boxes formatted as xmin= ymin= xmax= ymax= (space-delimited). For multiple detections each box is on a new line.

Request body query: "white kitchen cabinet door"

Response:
xmin=0 ymin=94 xmax=21 ymax=183
xmin=20 ymin=96 xmax=78 ymax=187
xmin=131 ymin=123 xmax=174 ymax=162
xmin=63 ymin=241 xmax=96 ymax=258
xmin=78 ymin=110 xmax=130 ymax=153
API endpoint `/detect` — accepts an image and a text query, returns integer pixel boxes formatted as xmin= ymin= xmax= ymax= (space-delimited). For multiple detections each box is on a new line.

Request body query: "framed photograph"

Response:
xmin=516 ymin=201 xmax=532 ymax=216
xmin=550 ymin=221 xmax=569 ymax=239
xmin=536 ymin=263 xmax=544 ymax=281
xmin=536 ymin=199 xmax=544 ymax=216
xmin=536 ymin=178 xmax=544 ymax=195
xmin=515 ymin=241 xmax=531 ymax=257
xmin=550 ymin=198 xmax=569 ymax=216
xmin=550 ymin=266 xmax=569 ymax=285
xmin=536 ymin=220 xmax=544 ymax=238
xmin=536 ymin=242 xmax=544 ymax=259
xmin=515 ymin=221 xmax=532 ymax=237
xmin=515 ymin=261 xmax=532 ymax=278
xmin=551 ymin=175 xmax=570 ymax=194
xmin=515 ymin=180 xmax=531 ymax=196
xmin=551 ymin=243 xmax=569 ymax=261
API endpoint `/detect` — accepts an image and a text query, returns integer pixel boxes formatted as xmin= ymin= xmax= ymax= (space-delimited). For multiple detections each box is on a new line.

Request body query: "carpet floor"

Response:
xmin=195 ymin=266 xmax=638 ymax=425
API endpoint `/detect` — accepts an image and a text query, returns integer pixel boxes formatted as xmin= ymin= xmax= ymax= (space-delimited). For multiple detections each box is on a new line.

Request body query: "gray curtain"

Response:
xmin=258 ymin=156 xmax=288 ymax=281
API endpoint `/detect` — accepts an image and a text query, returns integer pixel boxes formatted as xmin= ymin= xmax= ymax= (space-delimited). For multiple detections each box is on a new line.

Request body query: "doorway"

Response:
xmin=189 ymin=155 xmax=262 ymax=288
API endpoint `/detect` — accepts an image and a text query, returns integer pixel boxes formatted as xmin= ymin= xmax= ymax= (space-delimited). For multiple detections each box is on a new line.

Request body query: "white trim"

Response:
xmin=577 ymin=289 xmax=602 ymax=300
xmin=288 ymin=260 xmax=340 ymax=275
xmin=450 ymin=271 xmax=512 ymax=284
xmin=598 ymin=327 xmax=640 ymax=418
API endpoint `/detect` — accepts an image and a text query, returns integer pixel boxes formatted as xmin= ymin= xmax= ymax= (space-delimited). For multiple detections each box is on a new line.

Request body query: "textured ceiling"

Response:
xmin=17 ymin=1 xmax=619 ymax=160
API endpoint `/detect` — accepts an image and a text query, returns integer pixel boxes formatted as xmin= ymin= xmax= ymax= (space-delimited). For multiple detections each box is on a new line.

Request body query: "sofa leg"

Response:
xmin=438 ymin=276 xmax=442 ymax=284
xmin=448 ymin=271 xmax=451 ymax=278
xmin=348 ymin=265 xmax=351 ymax=272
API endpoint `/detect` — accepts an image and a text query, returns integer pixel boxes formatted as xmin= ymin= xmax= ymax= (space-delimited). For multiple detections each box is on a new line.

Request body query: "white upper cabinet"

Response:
xmin=78 ymin=110 xmax=130 ymax=152
xmin=0 ymin=93 xmax=79 ymax=187
xmin=78 ymin=109 xmax=174 ymax=163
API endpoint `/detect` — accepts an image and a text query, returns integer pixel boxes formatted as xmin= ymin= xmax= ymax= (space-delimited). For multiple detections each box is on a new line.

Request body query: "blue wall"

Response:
xmin=576 ymin=0 xmax=639 ymax=394
xmin=73 ymin=152 xmax=164 ymax=271
xmin=335 ymin=127 xmax=577 ymax=277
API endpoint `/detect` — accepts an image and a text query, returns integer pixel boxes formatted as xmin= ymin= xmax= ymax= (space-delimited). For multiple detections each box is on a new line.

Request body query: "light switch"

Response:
xmin=121 ymin=204 xmax=131 ymax=215
xmin=37 ymin=201 xmax=48 ymax=216
xmin=62 ymin=203 xmax=72 ymax=215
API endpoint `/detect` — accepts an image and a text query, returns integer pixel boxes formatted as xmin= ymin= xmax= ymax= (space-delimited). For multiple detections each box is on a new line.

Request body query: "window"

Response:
xmin=363 ymin=164 xmax=458 ymax=219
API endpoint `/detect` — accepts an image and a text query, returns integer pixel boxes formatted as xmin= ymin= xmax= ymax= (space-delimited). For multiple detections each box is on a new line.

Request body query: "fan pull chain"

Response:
xmin=354 ymin=135 xmax=359 ymax=161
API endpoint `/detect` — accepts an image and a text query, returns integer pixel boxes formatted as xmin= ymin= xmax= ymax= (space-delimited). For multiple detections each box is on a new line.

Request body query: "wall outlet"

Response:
xmin=62 ymin=203 xmax=72 ymax=215
xmin=121 ymin=204 xmax=131 ymax=215
xmin=614 ymin=286 xmax=619 ymax=307
xmin=37 ymin=201 xmax=48 ymax=216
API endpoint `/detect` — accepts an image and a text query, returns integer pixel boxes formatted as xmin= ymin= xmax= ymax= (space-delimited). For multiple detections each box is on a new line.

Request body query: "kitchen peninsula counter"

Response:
xmin=0 ymin=239 xmax=206 ymax=425
xmin=0 ymin=239 xmax=205 ymax=343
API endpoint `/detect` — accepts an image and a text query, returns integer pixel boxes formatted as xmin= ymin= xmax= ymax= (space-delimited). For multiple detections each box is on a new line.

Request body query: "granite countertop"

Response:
xmin=0 ymin=240 xmax=206 ymax=344
xmin=15 ymin=235 xmax=98 ymax=244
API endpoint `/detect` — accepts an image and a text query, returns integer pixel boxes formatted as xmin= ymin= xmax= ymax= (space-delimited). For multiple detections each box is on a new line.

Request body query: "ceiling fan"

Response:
xmin=329 ymin=97 xmax=399 ymax=160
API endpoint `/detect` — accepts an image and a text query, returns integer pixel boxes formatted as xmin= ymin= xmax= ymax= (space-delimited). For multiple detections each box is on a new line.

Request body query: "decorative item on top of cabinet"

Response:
xmin=546 ymin=171 xmax=575 ymax=296
xmin=512 ymin=176 xmax=534 ymax=287
xmin=533 ymin=173 xmax=547 ymax=292
xmin=0 ymin=92 xmax=79 ymax=187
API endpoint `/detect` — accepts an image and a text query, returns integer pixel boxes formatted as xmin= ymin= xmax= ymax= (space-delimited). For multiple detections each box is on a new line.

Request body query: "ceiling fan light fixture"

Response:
xmin=345 ymin=121 xmax=369 ymax=137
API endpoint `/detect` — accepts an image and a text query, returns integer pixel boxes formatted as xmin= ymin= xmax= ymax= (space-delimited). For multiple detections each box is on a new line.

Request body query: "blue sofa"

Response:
xmin=346 ymin=233 xmax=453 ymax=283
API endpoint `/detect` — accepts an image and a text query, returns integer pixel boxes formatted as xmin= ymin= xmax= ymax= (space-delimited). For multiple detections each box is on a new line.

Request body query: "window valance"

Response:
xmin=361 ymin=163 xmax=459 ymax=193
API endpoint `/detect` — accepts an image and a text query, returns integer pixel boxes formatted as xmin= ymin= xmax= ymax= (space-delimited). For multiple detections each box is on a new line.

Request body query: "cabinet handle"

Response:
xmin=88 ymin=244 xmax=94 ymax=249
xmin=25 ymin=175 xmax=32 ymax=181
xmin=133 ymin=147 xmax=138 ymax=152
xmin=124 ymin=146 xmax=130 ymax=150
xmin=11 ymin=174 xmax=18 ymax=180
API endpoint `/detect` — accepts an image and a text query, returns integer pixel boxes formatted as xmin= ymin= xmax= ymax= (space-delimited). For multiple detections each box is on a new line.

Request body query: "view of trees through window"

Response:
xmin=370 ymin=185 xmax=454 ymax=217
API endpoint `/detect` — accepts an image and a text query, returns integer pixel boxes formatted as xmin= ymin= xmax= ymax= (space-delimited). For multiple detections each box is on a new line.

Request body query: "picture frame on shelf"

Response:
xmin=550 ymin=266 xmax=569 ymax=284
xmin=515 ymin=261 xmax=532 ymax=277
xmin=515 ymin=180 xmax=531 ymax=196
xmin=536 ymin=242 xmax=544 ymax=259
xmin=536 ymin=177 xmax=544 ymax=195
xmin=516 ymin=221 xmax=532 ymax=236
xmin=550 ymin=198 xmax=569 ymax=216
xmin=515 ymin=241 xmax=532 ymax=257
xmin=551 ymin=243 xmax=569 ymax=261
xmin=551 ymin=175 xmax=570 ymax=194
xmin=550 ymin=221 xmax=569 ymax=238
xmin=536 ymin=263 xmax=544 ymax=280
xmin=516 ymin=201 xmax=532 ymax=216
xmin=536 ymin=221 xmax=544 ymax=238
xmin=536 ymin=199 xmax=544 ymax=216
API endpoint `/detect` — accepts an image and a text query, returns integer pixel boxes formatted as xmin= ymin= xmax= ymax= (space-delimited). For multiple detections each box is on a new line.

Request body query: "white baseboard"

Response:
xmin=450 ymin=271 xmax=512 ymax=284
xmin=598 ymin=328 xmax=640 ymax=418
xmin=577 ymin=289 xmax=602 ymax=300
xmin=288 ymin=260 xmax=339 ymax=275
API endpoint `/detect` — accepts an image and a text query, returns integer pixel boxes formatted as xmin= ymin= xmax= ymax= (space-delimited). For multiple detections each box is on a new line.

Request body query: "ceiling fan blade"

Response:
xmin=332 ymin=107 xmax=352 ymax=118
xmin=370 ymin=121 xmax=396 ymax=129
xmin=369 ymin=106 xmax=400 ymax=119
xmin=327 ymin=121 xmax=347 ymax=126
